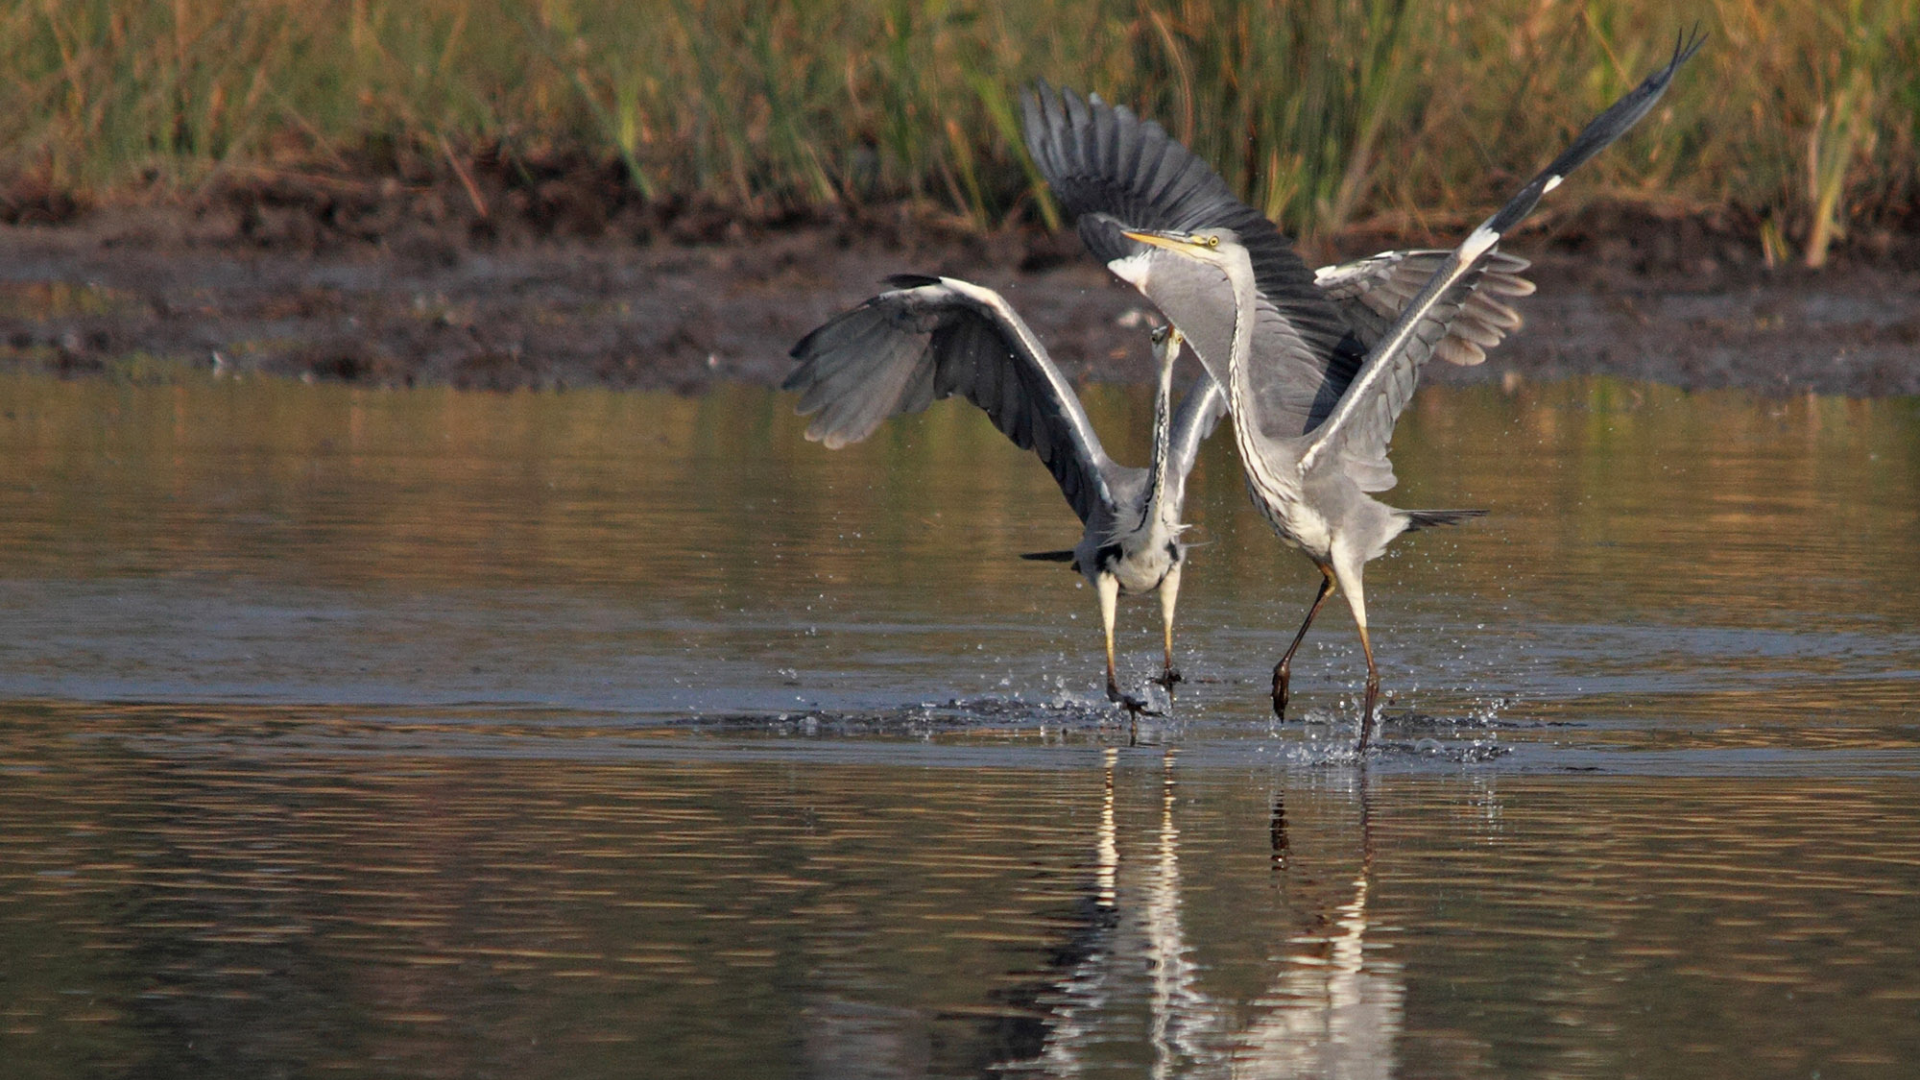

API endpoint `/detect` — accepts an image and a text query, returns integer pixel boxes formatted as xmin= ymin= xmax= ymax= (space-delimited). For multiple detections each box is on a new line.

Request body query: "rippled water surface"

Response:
xmin=2 ymin=373 xmax=1917 ymax=1077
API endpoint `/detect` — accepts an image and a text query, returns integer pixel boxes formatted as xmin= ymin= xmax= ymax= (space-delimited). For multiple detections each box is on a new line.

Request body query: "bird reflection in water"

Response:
xmin=1006 ymin=756 xmax=1401 ymax=1077
xmin=1236 ymin=777 xmax=1400 ymax=1079
xmin=1018 ymin=748 xmax=1124 ymax=1074
xmin=1271 ymin=790 xmax=1290 ymax=872
xmin=1143 ymin=749 xmax=1216 ymax=1078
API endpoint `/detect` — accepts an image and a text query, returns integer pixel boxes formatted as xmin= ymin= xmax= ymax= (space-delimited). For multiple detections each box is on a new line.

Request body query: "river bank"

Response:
xmin=2 ymin=199 xmax=1915 ymax=397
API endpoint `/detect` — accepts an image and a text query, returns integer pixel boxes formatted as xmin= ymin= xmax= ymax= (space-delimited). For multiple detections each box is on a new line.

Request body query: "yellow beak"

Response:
xmin=1121 ymin=229 xmax=1188 ymax=251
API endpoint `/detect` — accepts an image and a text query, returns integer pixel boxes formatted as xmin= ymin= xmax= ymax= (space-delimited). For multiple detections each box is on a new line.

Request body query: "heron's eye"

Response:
xmin=1204 ymin=235 xmax=1219 ymax=248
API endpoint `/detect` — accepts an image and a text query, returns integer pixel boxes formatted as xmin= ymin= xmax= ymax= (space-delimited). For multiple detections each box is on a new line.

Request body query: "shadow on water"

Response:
xmin=3 ymin=372 xmax=1920 ymax=1075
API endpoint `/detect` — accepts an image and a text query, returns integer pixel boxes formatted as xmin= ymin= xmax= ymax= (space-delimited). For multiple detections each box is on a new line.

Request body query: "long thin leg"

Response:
xmin=1355 ymin=622 xmax=1380 ymax=753
xmin=1151 ymin=562 xmax=1184 ymax=695
xmin=1272 ymin=568 xmax=1336 ymax=720
xmin=1097 ymin=572 xmax=1153 ymax=729
xmin=1097 ymin=571 xmax=1124 ymax=703
xmin=1333 ymin=555 xmax=1380 ymax=753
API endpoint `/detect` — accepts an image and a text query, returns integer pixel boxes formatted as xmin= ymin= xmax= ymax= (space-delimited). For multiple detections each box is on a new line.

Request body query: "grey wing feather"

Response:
xmin=1022 ymin=82 xmax=1363 ymax=439
xmin=1325 ymin=275 xmax=1482 ymax=491
xmin=785 ymin=277 xmax=1123 ymax=524
xmin=788 ymin=309 xmax=938 ymax=443
xmin=1162 ymin=372 xmax=1228 ymax=514
xmin=1300 ymin=30 xmax=1702 ymax=484
xmin=1316 ymin=249 xmax=1535 ymax=366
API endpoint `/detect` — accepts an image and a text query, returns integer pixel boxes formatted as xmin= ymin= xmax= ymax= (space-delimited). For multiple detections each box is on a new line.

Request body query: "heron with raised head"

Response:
xmin=785 ymin=275 xmax=1225 ymax=710
xmin=1024 ymin=33 xmax=1702 ymax=749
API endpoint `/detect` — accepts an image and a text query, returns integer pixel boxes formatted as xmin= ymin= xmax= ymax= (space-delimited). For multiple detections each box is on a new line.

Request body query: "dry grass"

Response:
xmin=2 ymin=0 xmax=1915 ymax=258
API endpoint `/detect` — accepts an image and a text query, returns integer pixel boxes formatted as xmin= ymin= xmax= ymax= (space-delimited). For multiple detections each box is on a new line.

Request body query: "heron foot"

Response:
xmin=1271 ymin=665 xmax=1291 ymax=721
xmin=1356 ymin=681 xmax=1381 ymax=753
xmin=1107 ymin=684 xmax=1164 ymax=718
xmin=1150 ymin=667 xmax=1183 ymax=694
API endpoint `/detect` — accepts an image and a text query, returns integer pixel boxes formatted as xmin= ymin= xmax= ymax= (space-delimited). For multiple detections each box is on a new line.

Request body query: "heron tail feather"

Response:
xmin=1020 ymin=549 xmax=1078 ymax=563
xmin=1403 ymin=509 xmax=1488 ymax=531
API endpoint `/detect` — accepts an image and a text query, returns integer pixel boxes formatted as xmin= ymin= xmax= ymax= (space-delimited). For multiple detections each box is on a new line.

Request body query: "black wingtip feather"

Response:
xmin=1483 ymin=30 xmax=1704 ymax=236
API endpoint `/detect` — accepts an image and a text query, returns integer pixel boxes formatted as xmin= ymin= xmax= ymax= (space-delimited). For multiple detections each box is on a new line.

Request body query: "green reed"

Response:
xmin=2 ymin=0 xmax=1914 ymax=257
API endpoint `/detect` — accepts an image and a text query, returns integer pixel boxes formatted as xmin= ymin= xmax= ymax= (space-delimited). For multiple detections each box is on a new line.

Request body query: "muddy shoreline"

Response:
xmin=2 ymin=198 xmax=1916 ymax=398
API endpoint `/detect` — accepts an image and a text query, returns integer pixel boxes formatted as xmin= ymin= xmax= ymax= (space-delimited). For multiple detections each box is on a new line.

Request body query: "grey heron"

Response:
xmin=1025 ymin=33 xmax=1703 ymax=749
xmin=785 ymin=258 xmax=1531 ymax=711
xmin=784 ymin=275 xmax=1226 ymax=710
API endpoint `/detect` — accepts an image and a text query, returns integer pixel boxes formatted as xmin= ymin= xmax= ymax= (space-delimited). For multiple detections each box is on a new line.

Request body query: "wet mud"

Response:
xmin=2 ymin=191 xmax=1916 ymax=396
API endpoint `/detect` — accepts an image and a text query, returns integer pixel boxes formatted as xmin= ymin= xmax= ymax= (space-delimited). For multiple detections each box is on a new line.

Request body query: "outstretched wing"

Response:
xmin=1300 ymin=29 xmax=1706 ymax=482
xmin=1022 ymin=82 xmax=1362 ymax=441
xmin=784 ymin=274 xmax=1127 ymax=524
xmin=1316 ymin=249 xmax=1535 ymax=367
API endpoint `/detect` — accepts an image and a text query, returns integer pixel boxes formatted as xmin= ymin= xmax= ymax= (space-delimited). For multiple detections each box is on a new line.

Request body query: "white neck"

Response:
xmin=1140 ymin=343 xmax=1179 ymax=534
xmin=1213 ymin=246 xmax=1311 ymax=550
xmin=1219 ymin=249 xmax=1282 ymax=487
